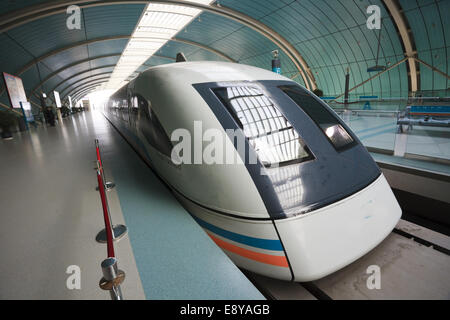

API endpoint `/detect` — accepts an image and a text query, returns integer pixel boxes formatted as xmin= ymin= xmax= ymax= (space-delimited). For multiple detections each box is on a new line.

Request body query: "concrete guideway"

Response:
xmin=246 ymin=220 xmax=450 ymax=300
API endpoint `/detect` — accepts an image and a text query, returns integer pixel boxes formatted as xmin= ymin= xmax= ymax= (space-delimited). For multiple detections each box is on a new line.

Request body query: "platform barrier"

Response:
xmin=94 ymin=139 xmax=128 ymax=300
xmin=397 ymin=106 xmax=450 ymax=132
xmin=94 ymin=139 xmax=127 ymax=243
xmin=95 ymin=139 xmax=115 ymax=191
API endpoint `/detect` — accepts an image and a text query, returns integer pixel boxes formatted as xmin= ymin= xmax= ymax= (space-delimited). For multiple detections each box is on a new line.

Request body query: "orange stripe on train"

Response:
xmin=207 ymin=233 xmax=289 ymax=268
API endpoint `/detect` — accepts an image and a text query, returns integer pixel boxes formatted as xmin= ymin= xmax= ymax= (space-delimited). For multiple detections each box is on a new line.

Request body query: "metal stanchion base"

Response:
xmin=96 ymin=224 xmax=128 ymax=243
xmin=99 ymin=271 xmax=126 ymax=291
xmin=96 ymin=181 xmax=115 ymax=191
xmin=99 ymin=257 xmax=125 ymax=300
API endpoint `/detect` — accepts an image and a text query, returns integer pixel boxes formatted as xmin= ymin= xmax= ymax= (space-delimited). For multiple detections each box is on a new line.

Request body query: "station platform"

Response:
xmin=371 ymin=152 xmax=450 ymax=176
xmin=342 ymin=113 xmax=450 ymax=165
xmin=0 ymin=111 xmax=263 ymax=300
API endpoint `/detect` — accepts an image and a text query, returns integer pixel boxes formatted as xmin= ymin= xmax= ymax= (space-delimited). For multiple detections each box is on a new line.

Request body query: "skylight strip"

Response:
xmin=105 ymin=0 xmax=214 ymax=90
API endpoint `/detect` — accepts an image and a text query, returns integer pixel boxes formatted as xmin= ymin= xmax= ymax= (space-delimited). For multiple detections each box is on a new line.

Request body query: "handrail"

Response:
xmin=334 ymin=109 xmax=401 ymax=114
xmin=96 ymin=169 xmax=115 ymax=258
xmin=96 ymin=140 xmax=103 ymax=168
xmin=94 ymin=139 xmax=128 ymax=300
xmin=95 ymin=139 xmax=115 ymax=191
xmin=0 ymin=102 xmax=24 ymax=117
xmin=0 ymin=101 xmax=45 ymax=127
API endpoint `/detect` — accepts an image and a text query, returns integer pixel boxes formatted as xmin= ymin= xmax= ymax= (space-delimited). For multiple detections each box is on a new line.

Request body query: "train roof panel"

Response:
xmin=141 ymin=61 xmax=295 ymax=85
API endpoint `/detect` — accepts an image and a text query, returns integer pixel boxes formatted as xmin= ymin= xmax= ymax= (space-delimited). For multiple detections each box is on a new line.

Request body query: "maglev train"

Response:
xmin=105 ymin=61 xmax=401 ymax=281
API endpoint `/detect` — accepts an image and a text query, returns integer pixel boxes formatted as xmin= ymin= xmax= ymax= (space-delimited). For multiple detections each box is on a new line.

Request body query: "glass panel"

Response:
xmin=403 ymin=106 xmax=450 ymax=160
xmin=280 ymin=85 xmax=355 ymax=151
xmin=214 ymin=86 xmax=313 ymax=167
xmin=135 ymin=94 xmax=173 ymax=157
xmin=323 ymin=96 xmax=401 ymax=153
xmin=319 ymin=92 xmax=450 ymax=169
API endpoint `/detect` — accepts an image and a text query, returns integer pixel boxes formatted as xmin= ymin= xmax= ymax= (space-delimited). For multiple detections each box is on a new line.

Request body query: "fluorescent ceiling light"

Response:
xmin=105 ymin=0 xmax=214 ymax=90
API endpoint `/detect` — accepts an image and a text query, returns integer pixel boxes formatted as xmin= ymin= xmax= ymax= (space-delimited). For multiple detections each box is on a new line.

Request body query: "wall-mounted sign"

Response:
xmin=21 ymin=101 xmax=31 ymax=111
xmin=54 ymin=91 xmax=62 ymax=108
xmin=2 ymin=72 xmax=27 ymax=109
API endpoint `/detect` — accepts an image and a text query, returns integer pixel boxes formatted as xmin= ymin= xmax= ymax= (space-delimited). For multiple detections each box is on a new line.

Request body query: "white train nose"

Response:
xmin=275 ymin=174 xmax=402 ymax=282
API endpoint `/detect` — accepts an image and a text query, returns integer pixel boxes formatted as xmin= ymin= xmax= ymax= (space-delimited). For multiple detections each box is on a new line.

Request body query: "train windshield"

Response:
xmin=280 ymin=85 xmax=355 ymax=151
xmin=213 ymin=86 xmax=314 ymax=167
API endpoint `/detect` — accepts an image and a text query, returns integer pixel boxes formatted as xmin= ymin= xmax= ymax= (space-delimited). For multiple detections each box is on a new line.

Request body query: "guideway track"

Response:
xmin=244 ymin=219 xmax=450 ymax=300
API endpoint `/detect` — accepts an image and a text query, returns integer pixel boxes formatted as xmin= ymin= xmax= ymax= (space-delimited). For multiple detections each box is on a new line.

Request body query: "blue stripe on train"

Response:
xmin=192 ymin=216 xmax=284 ymax=252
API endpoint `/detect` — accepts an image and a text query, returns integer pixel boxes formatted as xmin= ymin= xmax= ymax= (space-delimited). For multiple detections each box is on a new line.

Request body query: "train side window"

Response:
xmin=121 ymin=99 xmax=129 ymax=122
xmin=280 ymin=86 xmax=355 ymax=151
xmin=135 ymin=94 xmax=173 ymax=158
xmin=213 ymin=86 xmax=314 ymax=168
xmin=128 ymin=96 xmax=138 ymax=119
xmin=113 ymin=100 xmax=119 ymax=117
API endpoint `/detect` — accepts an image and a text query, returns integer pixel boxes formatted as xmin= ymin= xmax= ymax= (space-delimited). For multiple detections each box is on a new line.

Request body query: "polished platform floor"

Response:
xmin=0 ymin=111 xmax=263 ymax=300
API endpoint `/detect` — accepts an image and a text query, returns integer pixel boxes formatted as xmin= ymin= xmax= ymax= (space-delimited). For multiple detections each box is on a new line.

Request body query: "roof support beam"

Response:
xmin=66 ymin=82 xmax=107 ymax=101
xmin=73 ymin=85 xmax=105 ymax=101
xmin=58 ymin=73 xmax=114 ymax=96
xmin=0 ymin=35 xmax=178 ymax=97
xmin=382 ymin=0 xmax=419 ymax=92
xmin=34 ymin=54 xmax=119 ymax=90
xmin=73 ymin=86 xmax=100 ymax=101
xmin=2 ymin=37 xmax=225 ymax=103
xmin=0 ymin=0 xmax=317 ymax=90
xmin=63 ymin=78 xmax=111 ymax=99
xmin=73 ymin=84 xmax=102 ymax=99
xmin=73 ymin=91 xmax=93 ymax=101
xmin=1 ymin=53 xmax=121 ymax=98
xmin=54 ymin=71 xmax=113 ymax=93
xmin=333 ymin=57 xmax=408 ymax=101
xmin=31 ymin=64 xmax=116 ymax=97
xmin=15 ymin=35 xmax=129 ymax=76
xmin=414 ymin=57 xmax=450 ymax=80
xmin=172 ymin=38 xmax=234 ymax=62
xmin=15 ymin=35 xmax=232 ymax=77
xmin=27 ymin=53 xmax=173 ymax=99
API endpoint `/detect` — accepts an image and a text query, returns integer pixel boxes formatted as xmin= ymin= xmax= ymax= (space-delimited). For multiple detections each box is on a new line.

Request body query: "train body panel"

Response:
xmin=275 ymin=174 xmax=401 ymax=282
xmin=173 ymin=189 xmax=293 ymax=280
xmin=110 ymin=63 xmax=272 ymax=218
xmin=105 ymin=61 xmax=401 ymax=281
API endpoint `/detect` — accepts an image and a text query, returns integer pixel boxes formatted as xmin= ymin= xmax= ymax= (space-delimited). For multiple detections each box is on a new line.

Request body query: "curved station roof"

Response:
xmin=0 ymin=0 xmax=448 ymax=107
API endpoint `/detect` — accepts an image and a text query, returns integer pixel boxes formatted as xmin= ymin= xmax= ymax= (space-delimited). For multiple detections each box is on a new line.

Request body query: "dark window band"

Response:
xmin=280 ymin=85 xmax=356 ymax=152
